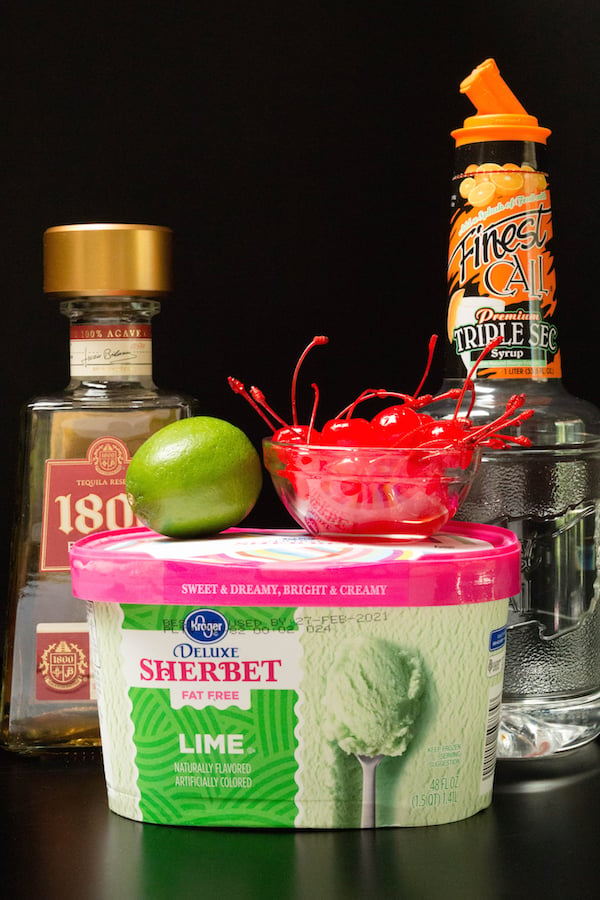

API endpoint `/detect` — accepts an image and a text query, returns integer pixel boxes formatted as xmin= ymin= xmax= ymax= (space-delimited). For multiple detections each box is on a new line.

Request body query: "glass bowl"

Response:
xmin=262 ymin=439 xmax=481 ymax=539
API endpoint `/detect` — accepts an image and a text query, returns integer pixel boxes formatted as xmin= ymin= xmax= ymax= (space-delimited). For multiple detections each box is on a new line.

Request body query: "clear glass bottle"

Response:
xmin=439 ymin=61 xmax=600 ymax=758
xmin=1 ymin=224 xmax=197 ymax=753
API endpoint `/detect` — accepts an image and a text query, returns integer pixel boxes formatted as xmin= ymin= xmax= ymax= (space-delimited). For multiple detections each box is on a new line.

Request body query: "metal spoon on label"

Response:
xmin=357 ymin=754 xmax=384 ymax=828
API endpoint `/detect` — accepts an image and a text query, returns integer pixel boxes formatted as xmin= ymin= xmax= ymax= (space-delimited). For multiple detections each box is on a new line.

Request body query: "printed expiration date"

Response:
xmin=295 ymin=611 xmax=389 ymax=632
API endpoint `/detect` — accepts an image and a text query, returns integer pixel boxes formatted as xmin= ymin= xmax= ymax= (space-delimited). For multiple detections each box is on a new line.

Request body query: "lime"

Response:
xmin=126 ymin=416 xmax=263 ymax=537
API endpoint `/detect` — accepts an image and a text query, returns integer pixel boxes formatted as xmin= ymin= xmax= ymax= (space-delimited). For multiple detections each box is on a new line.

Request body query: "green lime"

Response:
xmin=126 ymin=416 xmax=263 ymax=538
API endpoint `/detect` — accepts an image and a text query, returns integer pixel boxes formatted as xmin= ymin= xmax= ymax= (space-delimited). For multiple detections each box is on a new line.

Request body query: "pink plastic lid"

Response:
xmin=69 ymin=524 xmax=520 ymax=608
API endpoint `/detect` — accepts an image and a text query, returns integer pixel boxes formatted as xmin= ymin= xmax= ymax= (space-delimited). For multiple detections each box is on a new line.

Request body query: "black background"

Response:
xmin=3 ymin=2 xmax=600 ymax=582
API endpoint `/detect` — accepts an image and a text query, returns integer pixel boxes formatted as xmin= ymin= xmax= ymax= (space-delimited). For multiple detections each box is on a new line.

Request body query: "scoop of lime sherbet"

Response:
xmin=322 ymin=636 xmax=425 ymax=757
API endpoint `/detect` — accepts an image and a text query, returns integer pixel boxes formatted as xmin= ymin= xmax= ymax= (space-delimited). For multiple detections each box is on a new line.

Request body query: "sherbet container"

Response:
xmin=70 ymin=523 xmax=520 ymax=829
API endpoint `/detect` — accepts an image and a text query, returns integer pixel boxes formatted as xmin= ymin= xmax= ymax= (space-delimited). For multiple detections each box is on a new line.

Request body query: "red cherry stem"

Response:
xmin=291 ymin=336 xmax=329 ymax=426
xmin=483 ymin=433 xmax=533 ymax=448
xmin=464 ymin=395 xmax=533 ymax=445
xmin=227 ymin=377 xmax=276 ymax=430
xmin=420 ymin=388 xmax=464 ymax=408
xmin=452 ymin=335 xmax=504 ymax=421
xmin=249 ymin=386 xmax=289 ymax=428
xmin=336 ymin=385 xmax=465 ymax=422
xmin=307 ymin=383 xmax=320 ymax=444
xmin=337 ymin=389 xmax=412 ymax=420
xmin=413 ymin=334 xmax=438 ymax=400
xmin=336 ymin=335 xmax=440 ymax=419
xmin=471 ymin=408 xmax=534 ymax=444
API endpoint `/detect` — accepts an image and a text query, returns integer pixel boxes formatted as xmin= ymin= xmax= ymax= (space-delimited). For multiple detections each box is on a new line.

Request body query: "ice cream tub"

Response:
xmin=69 ymin=523 xmax=520 ymax=829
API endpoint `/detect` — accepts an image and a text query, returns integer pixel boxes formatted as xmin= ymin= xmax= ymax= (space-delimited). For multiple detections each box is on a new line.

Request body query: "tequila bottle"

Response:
xmin=1 ymin=224 xmax=197 ymax=753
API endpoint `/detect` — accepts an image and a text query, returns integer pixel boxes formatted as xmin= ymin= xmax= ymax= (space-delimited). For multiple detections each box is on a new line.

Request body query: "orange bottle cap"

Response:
xmin=451 ymin=58 xmax=551 ymax=146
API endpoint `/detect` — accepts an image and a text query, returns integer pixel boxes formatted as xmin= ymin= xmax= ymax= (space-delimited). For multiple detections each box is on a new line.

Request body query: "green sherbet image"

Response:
xmin=323 ymin=636 xmax=425 ymax=757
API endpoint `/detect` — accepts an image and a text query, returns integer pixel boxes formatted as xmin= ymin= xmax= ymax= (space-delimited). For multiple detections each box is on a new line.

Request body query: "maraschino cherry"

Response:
xmin=229 ymin=333 xmax=533 ymax=452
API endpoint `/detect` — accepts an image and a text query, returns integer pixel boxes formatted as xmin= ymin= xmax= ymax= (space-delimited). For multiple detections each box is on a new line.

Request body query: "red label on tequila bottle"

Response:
xmin=36 ymin=624 xmax=94 ymax=700
xmin=40 ymin=435 xmax=138 ymax=571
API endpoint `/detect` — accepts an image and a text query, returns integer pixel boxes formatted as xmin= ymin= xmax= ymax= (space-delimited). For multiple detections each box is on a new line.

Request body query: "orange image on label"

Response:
xmin=447 ymin=162 xmax=560 ymax=380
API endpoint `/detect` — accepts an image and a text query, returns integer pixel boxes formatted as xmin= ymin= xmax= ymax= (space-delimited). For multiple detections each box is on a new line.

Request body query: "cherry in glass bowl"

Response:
xmin=263 ymin=439 xmax=482 ymax=539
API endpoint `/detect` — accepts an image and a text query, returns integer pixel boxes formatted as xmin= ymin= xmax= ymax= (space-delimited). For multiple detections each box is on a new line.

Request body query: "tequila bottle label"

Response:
xmin=40 ymin=435 xmax=137 ymax=571
xmin=70 ymin=323 xmax=153 ymax=377
xmin=36 ymin=623 xmax=95 ymax=701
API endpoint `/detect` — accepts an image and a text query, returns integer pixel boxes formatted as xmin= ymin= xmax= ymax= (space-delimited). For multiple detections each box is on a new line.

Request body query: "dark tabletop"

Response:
xmin=1 ymin=742 xmax=598 ymax=900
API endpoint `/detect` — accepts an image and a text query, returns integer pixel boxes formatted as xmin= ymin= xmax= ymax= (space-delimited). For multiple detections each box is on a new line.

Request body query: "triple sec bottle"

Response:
xmin=440 ymin=61 xmax=600 ymax=758
xmin=1 ymin=224 xmax=197 ymax=753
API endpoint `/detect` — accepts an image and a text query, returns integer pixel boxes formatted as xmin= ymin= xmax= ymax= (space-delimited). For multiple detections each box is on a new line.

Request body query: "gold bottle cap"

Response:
xmin=43 ymin=223 xmax=172 ymax=297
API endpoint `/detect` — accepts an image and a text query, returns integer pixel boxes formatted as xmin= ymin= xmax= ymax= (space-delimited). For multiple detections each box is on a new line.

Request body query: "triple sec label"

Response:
xmin=447 ymin=162 xmax=561 ymax=380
